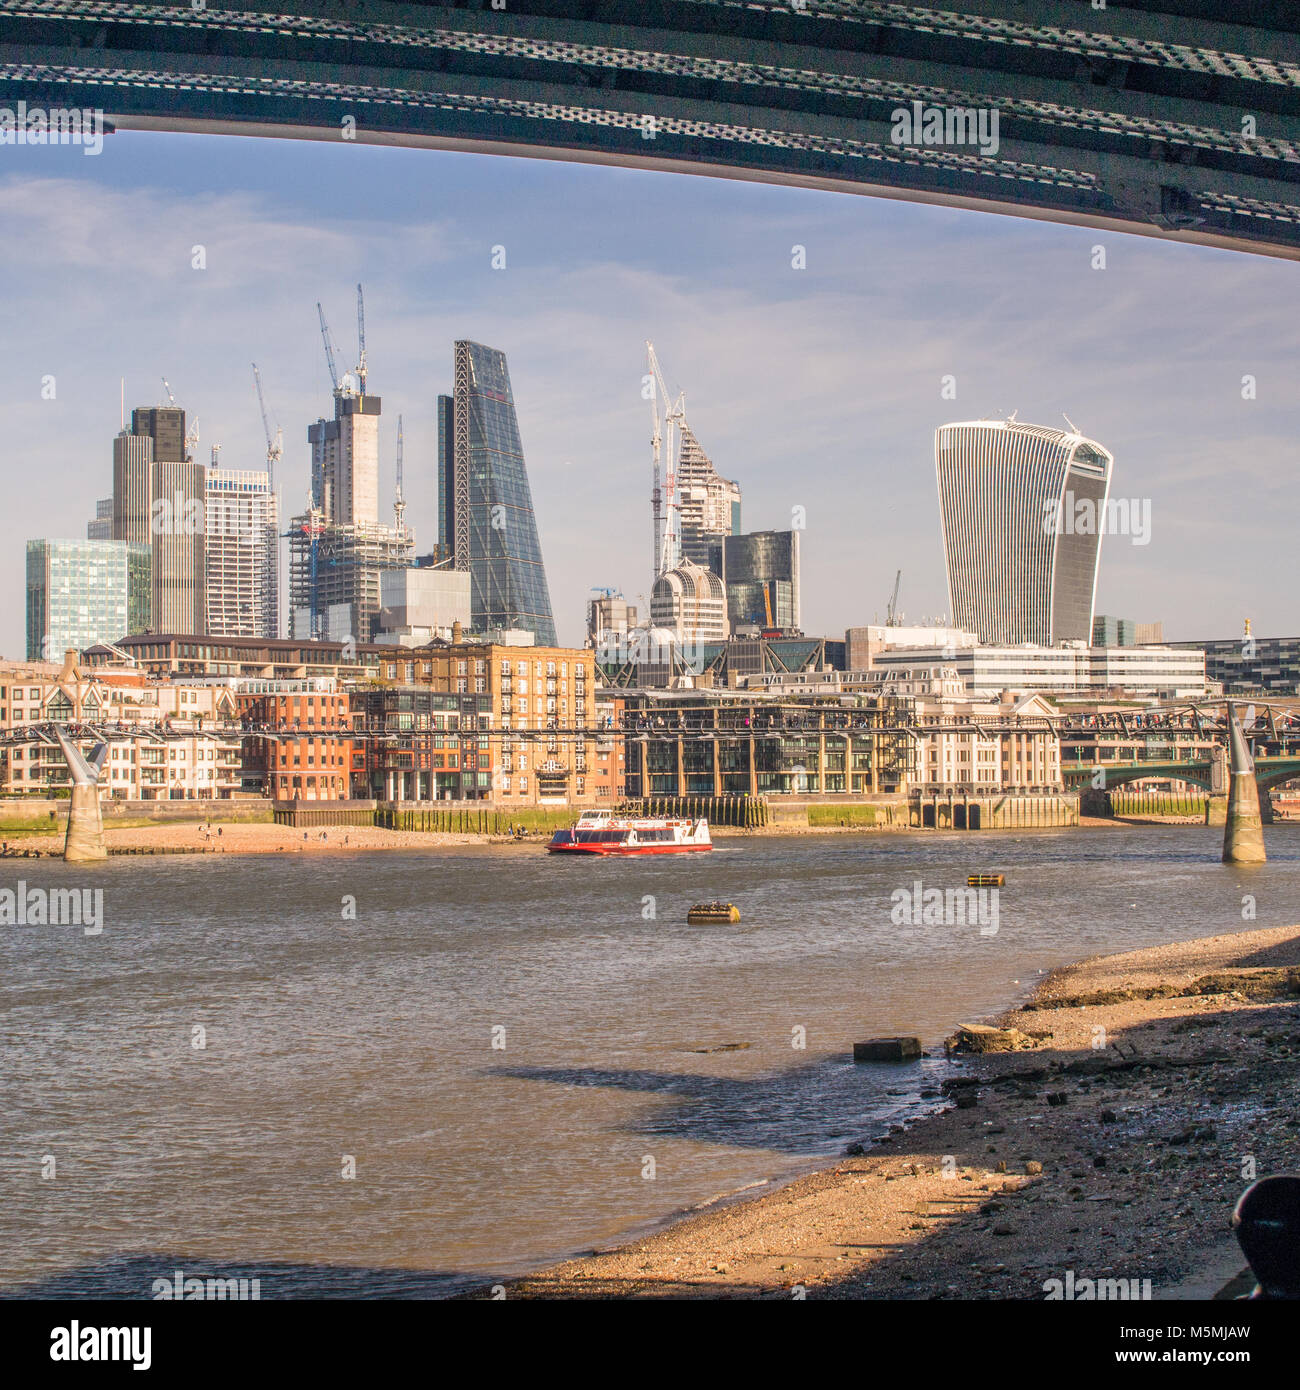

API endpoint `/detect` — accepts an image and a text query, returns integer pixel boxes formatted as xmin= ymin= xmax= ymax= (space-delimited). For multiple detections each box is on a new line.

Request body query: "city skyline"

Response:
xmin=3 ymin=133 xmax=1298 ymax=660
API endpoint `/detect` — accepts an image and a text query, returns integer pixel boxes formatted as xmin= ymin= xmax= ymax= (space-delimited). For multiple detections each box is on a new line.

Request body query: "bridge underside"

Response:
xmin=1066 ymin=762 xmax=1216 ymax=792
xmin=1065 ymin=758 xmax=1300 ymax=793
xmin=3 ymin=1 xmax=1300 ymax=258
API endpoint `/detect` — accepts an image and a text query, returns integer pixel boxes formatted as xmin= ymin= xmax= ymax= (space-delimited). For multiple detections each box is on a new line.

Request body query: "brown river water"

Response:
xmin=2 ymin=824 xmax=1297 ymax=1298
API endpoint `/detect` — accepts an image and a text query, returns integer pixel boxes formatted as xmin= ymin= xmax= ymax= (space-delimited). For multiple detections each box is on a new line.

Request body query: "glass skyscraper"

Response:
xmin=935 ymin=419 xmax=1113 ymax=646
xmin=719 ymin=530 xmax=801 ymax=634
xmin=437 ymin=341 xmax=556 ymax=646
xmin=26 ymin=538 xmax=151 ymax=660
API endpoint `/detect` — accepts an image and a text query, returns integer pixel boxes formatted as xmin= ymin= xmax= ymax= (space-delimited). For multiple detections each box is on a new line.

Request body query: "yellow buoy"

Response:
xmin=687 ymin=901 xmax=741 ymax=925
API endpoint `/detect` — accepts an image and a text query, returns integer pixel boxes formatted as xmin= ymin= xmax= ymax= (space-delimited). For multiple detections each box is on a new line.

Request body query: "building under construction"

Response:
xmin=289 ymin=287 xmax=413 ymax=642
xmin=288 ymin=512 xmax=413 ymax=642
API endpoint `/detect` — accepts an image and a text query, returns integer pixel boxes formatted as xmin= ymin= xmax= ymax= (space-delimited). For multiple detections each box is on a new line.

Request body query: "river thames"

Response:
xmin=2 ymin=824 xmax=1297 ymax=1297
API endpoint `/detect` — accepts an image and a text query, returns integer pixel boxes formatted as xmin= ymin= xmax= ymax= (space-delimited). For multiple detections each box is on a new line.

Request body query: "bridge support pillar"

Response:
xmin=54 ymin=730 xmax=108 ymax=863
xmin=1223 ymin=705 xmax=1266 ymax=865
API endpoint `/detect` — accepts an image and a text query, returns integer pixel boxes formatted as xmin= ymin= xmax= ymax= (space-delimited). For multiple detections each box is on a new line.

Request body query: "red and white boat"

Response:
xmin=547 ymin=809 xmax=713 ymax=855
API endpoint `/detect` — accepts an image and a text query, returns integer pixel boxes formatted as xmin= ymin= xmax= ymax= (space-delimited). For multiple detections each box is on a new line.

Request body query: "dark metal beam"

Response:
xmin=1 ymin=1 xmax=1297 ymax=257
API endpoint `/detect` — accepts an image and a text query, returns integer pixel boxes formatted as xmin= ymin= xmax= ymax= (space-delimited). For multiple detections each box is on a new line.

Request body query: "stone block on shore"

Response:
xmin=853 ymin=1036 xmax=922 ymax=1062
xmin=945 ymin=1022 xmax=1043 ymax=1055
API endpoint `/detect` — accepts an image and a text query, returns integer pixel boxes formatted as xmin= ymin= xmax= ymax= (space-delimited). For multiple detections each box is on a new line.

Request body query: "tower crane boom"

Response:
xmin=355 ymin=283 xmax=367 ymax=394
xmin=394 ymin=413 xmax=405 ymax=534
xmin=317 ymin=302 xmax=340 ymax=393
xmin=646 ymin=340 xmax=684 ymax=580
xmin=252 ymin=362 xmax=283 ymax=488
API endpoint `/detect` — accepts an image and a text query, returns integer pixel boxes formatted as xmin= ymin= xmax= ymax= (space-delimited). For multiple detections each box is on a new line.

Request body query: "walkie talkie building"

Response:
xmin=437 ymin=341 xmax=557 ymax=646
xmin=935 ymin=419 xmax=1113 ymax=646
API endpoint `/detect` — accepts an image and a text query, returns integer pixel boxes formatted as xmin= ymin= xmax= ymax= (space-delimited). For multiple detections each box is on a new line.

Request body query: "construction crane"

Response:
xmin=886 ymin=569 xmax=902 ymax=627
xmin=646 ymin=341 xmax=686 ymax=581
xmin=317 ymin=302 xmax=341 ymax=394
xmin=185 ymin=416 xmax=200 ymax=457
xmin=251 ymin=362 xmax=283 ymax=490
xmin=160 ymin=376 xmax=176 ymax=407
xmin=393 ymin=413 xmax=405 ymax=534
xmin=355 ymin=283 xmax=367 ymax=395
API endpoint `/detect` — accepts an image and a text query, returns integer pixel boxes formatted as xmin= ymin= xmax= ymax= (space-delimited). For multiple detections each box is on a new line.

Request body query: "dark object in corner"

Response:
xmin=1233 ymin=1175 xmax=1300 ymax=1298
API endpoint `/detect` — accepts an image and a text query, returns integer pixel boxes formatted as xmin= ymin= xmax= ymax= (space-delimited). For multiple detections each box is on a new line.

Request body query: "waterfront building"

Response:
xmin=728 ymin=672 xmax=1062 ymax=794
xmin=677 ymin=423 xmax=742 ymax=569
xmin=619 ymin=691 xmax=917 ymax=797
xmin=909 ymin=688 xmax=1061 ymax=794
xmin=0 ymin=655 xmax=240 ymax=799
xmin=936 ymin=418 xmax=1113 ymax=645
xmin=205 ymin=467 xmax=279 ymax=638
xmin=436 ymin=341 xmax=557 ymax=645
xmin=385 ymin=638 xmax=602 ymax=804
xmin=649 ymin=560 xmax=729 ymax=645
xmin=112 ymin=405 xmax=206 ymax=635
xmin=346 ymin=686 xmax=492 ymax=801
xmin=1167 ymin=633 xmax=1300 ymax=696
xmin=718 ymin=530 xmax=800 ymax=634
xmin=866 ymin=641 xmax=1206 ymax=699
xmin=236 ymin=687 xmax=353 ymax=799
xmin=25 ymin=538 xmax=151 ymax=661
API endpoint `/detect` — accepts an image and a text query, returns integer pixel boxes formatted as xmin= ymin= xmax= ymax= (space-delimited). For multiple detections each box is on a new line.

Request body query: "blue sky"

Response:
xmin=1 ymin=131 xmax=1297 ymax=656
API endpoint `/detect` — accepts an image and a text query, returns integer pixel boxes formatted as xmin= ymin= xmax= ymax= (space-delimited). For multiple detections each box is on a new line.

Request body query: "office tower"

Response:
xmin=650 ymin=559 xmax=729 ymax=644
xmin=677 ymin=423 xmax=741 ymax=570
xmin=290 ymin=368 xmax=411 ymax=642
xmin=205 ymin=467 xmax=279 ymax=638
xmin=112 ymin=404 xmax=206 ymax=634
xmin=436 ymin=341 xmax=556 ymax=645
xmin=87 ymin=497 xmax=113 ymax=540
xmin=111 ymin=425 xmax=154 ymax=546
xmin=26 ymin=539 xmax=151 ymax=660
xmin=720 ymin=530 xmax=800 ymax=634
xmin=308 ymin=389 xmax=381 ymax=526
xmin=935 ymin=419 xmax=1113 ymax=646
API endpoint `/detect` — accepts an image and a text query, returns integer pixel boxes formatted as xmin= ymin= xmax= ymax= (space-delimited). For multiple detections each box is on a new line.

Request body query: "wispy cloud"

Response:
xmin=0 ymin=138 xmax=1295 ymax=657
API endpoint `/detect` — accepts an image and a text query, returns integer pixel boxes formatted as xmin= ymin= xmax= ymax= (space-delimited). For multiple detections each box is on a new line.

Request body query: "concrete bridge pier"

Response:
xmin=54 ymin=730 xmax=109 ymax=863
xmin=1223 ymin=705 xmax=1267 ymax=865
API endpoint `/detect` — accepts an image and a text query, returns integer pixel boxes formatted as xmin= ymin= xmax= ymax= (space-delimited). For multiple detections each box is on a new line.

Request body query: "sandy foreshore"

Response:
xmin=0 ymin=821 xmax=538 ymax=856
xmin=486 ymin=922 xmax=1300 ymax=1300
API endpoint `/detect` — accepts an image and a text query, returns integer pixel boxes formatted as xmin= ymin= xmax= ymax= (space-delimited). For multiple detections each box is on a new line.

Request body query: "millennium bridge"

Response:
xmin=3 ymin=1 xmax=1300 ymax=257
xmin=4 ymin=696 xmax=1298 ymax=791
